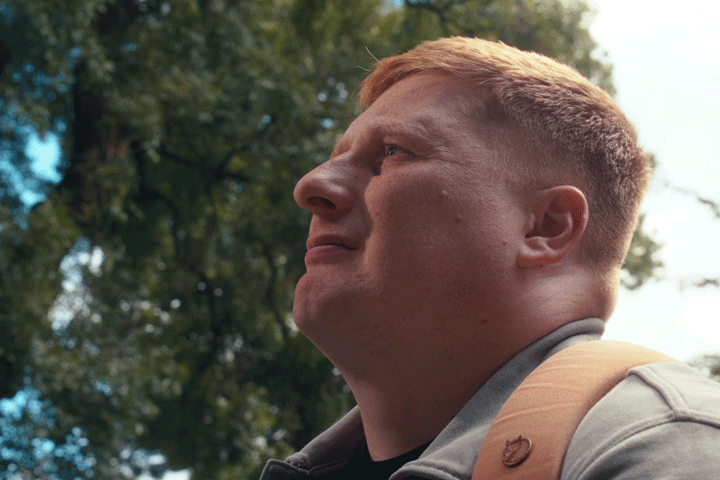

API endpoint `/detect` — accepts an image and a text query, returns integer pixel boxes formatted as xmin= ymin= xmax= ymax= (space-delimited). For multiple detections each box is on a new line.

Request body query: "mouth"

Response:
xmin=306 ymin=234 xmax=358 ymax=251
xmin=305 ymin=234 xmax=359 ymax=262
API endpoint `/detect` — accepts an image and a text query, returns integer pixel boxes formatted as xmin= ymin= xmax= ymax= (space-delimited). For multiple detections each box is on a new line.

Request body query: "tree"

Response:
xmin=0 ymin=0 xmax=666 ymax=478
xmin=0 ymin=386 xmax=96 ymax=479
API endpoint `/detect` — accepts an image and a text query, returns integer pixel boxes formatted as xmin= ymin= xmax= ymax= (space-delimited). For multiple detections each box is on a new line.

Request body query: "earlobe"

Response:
xmin=517 ymin=186 xmax=588 ymax=268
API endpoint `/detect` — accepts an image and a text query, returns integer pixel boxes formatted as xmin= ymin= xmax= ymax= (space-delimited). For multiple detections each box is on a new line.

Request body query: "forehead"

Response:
xmin=333 ymin=74 xmax=480 ymax=156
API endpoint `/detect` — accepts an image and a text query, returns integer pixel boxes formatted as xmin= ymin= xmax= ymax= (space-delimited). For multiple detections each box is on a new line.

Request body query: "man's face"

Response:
xmin=292 ymin=74 xmax=527 ymax=361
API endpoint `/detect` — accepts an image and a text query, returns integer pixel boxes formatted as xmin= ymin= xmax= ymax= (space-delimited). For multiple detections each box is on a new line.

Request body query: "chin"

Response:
xmin=294 ymin=266 xmax=364 ymax=318
xmin=293 ymin=275 xmax=347 ymax=337
xmin=291 ymin=293 xmax=316 ymax=337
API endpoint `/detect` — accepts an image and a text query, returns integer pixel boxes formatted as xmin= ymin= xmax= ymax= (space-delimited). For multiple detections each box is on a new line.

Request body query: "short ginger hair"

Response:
xmin=359 ymin=37 xmax=651 ymax=268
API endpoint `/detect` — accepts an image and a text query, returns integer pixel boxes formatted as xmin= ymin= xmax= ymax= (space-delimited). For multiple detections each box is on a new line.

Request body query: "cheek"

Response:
xmin=359 ymin=171 xmax=520 ymax=322
xmin=366 ymin=174 xmax=492 ymax=280
xmin=367 ymin=173 xmax=458 ymax=246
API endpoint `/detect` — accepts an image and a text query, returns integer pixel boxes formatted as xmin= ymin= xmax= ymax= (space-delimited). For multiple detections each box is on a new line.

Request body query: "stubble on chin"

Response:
xmin=292 ymin=272 xmax=358 ymax=338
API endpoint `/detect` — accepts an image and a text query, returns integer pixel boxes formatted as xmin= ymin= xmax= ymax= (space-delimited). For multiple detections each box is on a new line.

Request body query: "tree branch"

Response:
xmin=262 ymin=244 xmax=291 ymax=342
xmin=0 ymin=38 xmax=11 ymax=76
xmin=404 ymin=0 xmax=447 ymax=21
xmin=662 ymin=180 xmax=720 ymax=219
xmin=158 ymin=146 xmax=250 ymax=184
xmin=403 ymin=0 xmax=461 ymax=35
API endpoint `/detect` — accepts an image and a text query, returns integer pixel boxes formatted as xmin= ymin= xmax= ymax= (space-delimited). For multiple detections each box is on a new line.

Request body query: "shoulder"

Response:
xmin=562 ymin=362 xmax=720 ymax=480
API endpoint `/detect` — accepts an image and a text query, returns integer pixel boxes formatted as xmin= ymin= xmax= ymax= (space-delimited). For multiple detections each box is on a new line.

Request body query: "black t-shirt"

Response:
xmin=318 ymin=440 xmax=433 ymax=480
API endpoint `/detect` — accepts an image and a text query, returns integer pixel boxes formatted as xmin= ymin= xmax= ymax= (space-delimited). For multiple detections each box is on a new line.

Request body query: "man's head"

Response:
xmin=359 ymin=37 xmax=651 ymax=270
xmin=292 ymin=37 xmax=649 ymax=382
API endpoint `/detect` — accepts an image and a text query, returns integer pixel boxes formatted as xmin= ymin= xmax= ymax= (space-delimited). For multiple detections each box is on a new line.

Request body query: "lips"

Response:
xmin=305 ymin=234 xmax=359 ymax=262
xmin=306 ymin=234 xmax=358 ymax=251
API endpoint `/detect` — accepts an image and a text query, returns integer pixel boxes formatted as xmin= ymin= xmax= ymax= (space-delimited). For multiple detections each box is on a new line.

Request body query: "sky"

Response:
xmin=587 ymin=0 xmax=720 ymax=361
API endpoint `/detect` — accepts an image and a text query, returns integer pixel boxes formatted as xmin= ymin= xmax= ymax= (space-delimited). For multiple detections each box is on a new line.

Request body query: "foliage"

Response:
xmin=620 ymin=215 xmax=663 ymax=290
xmin=690 ymin=355 xmax=720 ymax=382
xmin=0 ymin=0 xmax=667 ymax=478
xmin=0 ymin=386 xmax=95 ymax=479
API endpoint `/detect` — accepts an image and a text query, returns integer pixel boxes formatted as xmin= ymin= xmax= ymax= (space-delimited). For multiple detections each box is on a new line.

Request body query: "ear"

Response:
xmin=517 ymin=186 xmax=588 ymax=268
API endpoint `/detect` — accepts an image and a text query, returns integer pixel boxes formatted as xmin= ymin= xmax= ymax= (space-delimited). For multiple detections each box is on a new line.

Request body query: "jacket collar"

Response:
xmin=397 ymin=318 xmax=604 ymax=479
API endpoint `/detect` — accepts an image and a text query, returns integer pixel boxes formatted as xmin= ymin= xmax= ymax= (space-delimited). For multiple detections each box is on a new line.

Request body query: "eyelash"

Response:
xmin=384 ymin=144 xmax=402 ymax=157
xmin=372 ymin=144 xmax=406 ymax=175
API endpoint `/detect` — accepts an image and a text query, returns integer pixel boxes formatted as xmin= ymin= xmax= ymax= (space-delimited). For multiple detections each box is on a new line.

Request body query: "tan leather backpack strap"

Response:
xmin=472 ymin=340 xmax=677 ymax=480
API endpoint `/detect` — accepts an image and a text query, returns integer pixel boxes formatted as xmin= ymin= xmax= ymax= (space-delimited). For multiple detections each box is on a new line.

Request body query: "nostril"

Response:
xmin=307 ymin=196 xmax=336 ymax=209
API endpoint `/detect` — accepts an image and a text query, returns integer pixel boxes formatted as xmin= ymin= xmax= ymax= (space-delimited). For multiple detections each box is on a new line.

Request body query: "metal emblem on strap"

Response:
xmin=502 ymin=435 xmax=532 ymax=467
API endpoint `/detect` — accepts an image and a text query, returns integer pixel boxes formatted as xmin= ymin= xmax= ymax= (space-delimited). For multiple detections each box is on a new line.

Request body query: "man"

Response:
xmin=260 ymin=37 xmax=720 ymax=480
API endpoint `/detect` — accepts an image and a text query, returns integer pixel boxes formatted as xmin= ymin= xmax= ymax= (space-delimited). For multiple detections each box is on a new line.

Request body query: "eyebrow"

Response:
xmin=331 ymin=115 xmax=449 ymax=158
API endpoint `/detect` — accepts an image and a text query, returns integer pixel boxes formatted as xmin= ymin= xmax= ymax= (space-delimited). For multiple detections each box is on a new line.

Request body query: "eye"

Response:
xmin=384 ymin=144 xmax=404 ymax=157
xmin=372 ymin=144 xmax=408 ymax=175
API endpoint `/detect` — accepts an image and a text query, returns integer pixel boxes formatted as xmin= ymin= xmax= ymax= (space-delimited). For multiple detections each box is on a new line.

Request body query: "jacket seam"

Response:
xmin=630 ymin=366 xmax=720 ymax=427
xmin=572 ymin=415 xmax=720 ymax=480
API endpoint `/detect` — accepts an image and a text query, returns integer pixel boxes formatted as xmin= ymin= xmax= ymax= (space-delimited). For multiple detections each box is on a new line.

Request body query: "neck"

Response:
xmin=339 ymin=337 xmax=510 ymax=461
xmin=349 ymin=375 xmax=483 ymax=460
xmin=316 ymin=268 xmax=611 ymax=461
xmin=519 ymin=266 xmax=616 ymax=323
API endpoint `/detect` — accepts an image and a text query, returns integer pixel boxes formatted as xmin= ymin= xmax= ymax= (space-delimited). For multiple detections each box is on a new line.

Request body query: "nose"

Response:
xmin=293 ymin=160 xmax=354 ymax=220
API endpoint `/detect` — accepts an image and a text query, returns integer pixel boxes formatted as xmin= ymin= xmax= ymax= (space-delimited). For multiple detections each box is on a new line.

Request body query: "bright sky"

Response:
xmin=589 ymin=0 xmax=720 ymax=361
